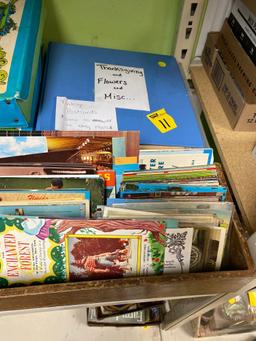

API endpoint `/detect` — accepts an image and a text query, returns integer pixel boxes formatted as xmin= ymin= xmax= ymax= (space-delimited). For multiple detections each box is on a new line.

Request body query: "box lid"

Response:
xmin=0 ymin=0 xmax=42 ymax=101
xmin=36 ymin=43 xmax=206 ymax=147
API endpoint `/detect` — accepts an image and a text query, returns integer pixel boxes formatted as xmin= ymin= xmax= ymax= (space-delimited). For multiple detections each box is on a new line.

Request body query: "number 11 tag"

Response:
xmin=147 ymin=108 xmax=177 ymax=133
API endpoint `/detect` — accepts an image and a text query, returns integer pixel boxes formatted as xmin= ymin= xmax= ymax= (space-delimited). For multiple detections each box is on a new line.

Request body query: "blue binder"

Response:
xmin=36 ymin=43 xmax=206 ymax=147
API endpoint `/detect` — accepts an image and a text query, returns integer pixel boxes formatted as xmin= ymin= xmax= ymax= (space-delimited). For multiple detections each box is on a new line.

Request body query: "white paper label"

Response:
xmin=94 ymin=63 xmax=150 ymax=111
xmin=55 ymin=97 xmax=118 ymax=131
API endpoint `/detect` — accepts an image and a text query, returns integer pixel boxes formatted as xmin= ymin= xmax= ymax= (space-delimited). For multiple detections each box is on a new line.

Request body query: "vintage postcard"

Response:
xmin=122 ymin=165 xmax=219 ymax=184
xmin=0 ymin=137 xmax=48 ymax=159
xmin=139 ymin=148 xmax=213 ymax=170
xmin=0 ymin=189 xmax=90 ymax=202
xmin=66 ymin=234 xmax=141 ymax=281
xmin=108 ymin=201 xmax=234 ymax=229
xmin=0 ymin=136 xmax=114 ymax=170
xmin=0 ymin=165 xmax=96 ymax=176
xmin=164 ymin=228 xmax=193 ymax=274
xmin=0 ymin=200 xmax=90 ymax=218
xmin=120 ymin=183 xmax=227 ymax=201
xmin=0 ymin=175 xmax=104 ymax=213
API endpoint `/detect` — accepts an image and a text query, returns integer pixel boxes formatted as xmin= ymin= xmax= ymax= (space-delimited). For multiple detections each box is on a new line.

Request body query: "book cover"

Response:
xmin=0 ymin=217 xmax=172 ymax=287
xmin=0 ymin=216 xmax=66 ymax=288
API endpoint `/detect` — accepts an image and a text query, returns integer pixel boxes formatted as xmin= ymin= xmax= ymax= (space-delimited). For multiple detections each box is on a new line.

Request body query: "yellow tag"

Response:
xmin=248 ymin=291 xmax=256 ymax=307
xmin=228 ymin=297 xmax=236 ymax=305
xmin=147 ymin=109 xmax=177 ymax=133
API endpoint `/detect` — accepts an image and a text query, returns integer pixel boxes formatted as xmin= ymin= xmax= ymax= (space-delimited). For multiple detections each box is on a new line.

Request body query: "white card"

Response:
xmin=55 ymin=97 xmax=118 ymax=131
xmin=94 ymin=63 xmax=150 ymax=111
xmin=164 ymin=228 xmax=193 ymax=274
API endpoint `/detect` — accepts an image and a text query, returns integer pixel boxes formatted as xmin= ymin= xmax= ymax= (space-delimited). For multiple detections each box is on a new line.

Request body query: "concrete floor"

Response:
xmin=1 ymin=307 xmax=256 ymax=341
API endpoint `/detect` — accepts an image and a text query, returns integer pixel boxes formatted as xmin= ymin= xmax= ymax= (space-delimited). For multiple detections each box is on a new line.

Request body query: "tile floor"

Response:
xmin=1 ymin=307 xmax=256 ymax=341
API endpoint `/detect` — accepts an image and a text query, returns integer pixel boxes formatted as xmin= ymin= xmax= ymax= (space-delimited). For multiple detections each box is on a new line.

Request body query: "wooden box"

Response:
xmin=0 ymin=167 xmax=254 ymax=313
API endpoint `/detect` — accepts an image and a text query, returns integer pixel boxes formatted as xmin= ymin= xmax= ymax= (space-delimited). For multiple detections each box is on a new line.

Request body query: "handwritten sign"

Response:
xmin=55 ymin=97 xmax=118 ymax=131
xmin=147 ymin=108 xmax=177 ymax=133
xmin=94 ymin=63 xmax=150 ymax=111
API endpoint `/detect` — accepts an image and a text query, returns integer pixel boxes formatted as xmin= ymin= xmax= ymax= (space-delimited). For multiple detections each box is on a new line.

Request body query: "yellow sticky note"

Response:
xmin=248 ymin=291 xmax=256 ymax=307
xmin=147 ymin=108 xmax=177 ymax=133
xmin=228 ymin=297 xmax=236 ymax=305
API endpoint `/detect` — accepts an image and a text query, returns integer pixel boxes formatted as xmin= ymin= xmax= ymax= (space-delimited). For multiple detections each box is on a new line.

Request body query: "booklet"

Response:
xmin=0 ymin=216 xmax=176 ymax=287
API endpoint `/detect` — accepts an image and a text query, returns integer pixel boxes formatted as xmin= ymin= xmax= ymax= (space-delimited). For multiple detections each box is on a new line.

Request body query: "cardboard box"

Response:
xmin=0 ymin=0 xmax=44 ymax=128
xmin=202 ymin=32 xmax=256 ymax=131
xmin=242 ymin=0 xmax=256 ymax=17
xmin=217 ymin=20 xmax=256 ymax=100
xmin=228 ymin=0 xmax=256 ymax=65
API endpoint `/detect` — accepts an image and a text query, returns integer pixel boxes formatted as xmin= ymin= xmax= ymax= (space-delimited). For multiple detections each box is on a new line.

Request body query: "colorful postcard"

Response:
xmin=120 ymin=183 xmax=227 ymax=201
xmin=0 ymin=137 xmax=48 ymax=159
xmin=0 ymin=175 xmax=104 ymax=213
xmin=42 ymin=130 xmax=139 ymax=158
xmin=66 ymin=234 xmax=141 ymax=281
xmin=139 ymin=148 xmax=213 ymax=170
xmin=0 ymin=136 xmax=114 ymax=170
xmin=0 ymin=200 xmax=90 ymax=218
xmin=122 ymin=165 xmax=219 ymax=184
xmin=0 ymin=189 xmax=90 ymax=202
xmin=97 ymin=169 xmax=116 ymax=199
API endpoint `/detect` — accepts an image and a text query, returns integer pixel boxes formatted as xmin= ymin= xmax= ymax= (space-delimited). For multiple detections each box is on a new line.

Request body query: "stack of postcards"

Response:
xmin=0 ymin=132 xmax=233 ymax=289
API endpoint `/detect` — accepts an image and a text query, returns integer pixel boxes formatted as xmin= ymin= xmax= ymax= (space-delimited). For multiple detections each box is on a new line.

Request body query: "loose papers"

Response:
xmin=55 ymin=63 xmax=150 ymax=130
xmin=55 ymin=97 xmax=118 ymax=131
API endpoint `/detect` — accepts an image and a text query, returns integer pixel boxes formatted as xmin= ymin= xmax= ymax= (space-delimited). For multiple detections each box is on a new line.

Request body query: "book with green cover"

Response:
xmin=0 ymin=216 xmax=177 ymax=288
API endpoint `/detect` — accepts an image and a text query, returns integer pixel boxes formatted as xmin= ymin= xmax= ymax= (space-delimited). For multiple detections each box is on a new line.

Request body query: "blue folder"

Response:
xmin=36 ymin=43 xmax=206 ymax=147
